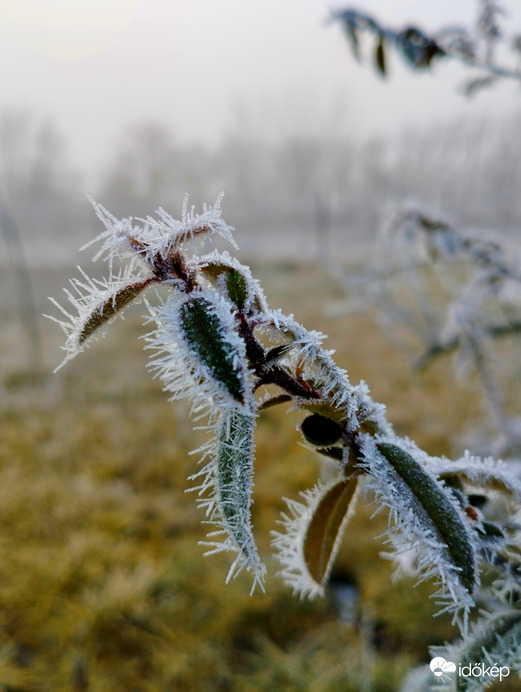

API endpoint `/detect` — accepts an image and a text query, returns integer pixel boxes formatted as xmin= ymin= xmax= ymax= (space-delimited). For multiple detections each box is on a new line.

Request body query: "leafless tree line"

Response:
xmin=2 ymin=108 xmax=521 ymax=265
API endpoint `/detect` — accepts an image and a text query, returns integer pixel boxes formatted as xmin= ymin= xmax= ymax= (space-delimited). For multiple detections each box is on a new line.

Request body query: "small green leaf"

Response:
xmin=200 ymin=262 xmax=249 ymax=311
xmin=303 ymin=477 xmax=359 ymax=586
xmin=225 ymin=269 xmax=248 ymax=311
xmin=376 ymin=443 xmax=477 ymax=594
xmin=79 ymin=278 xmax=152 ymax=344
xmin=179 ymin=296 xmax=246 ymax=403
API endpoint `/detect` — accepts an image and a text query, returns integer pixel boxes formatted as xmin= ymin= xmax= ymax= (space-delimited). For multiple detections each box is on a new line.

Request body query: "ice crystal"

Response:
xmin=87 ymin=193 xmax=236 ymax=267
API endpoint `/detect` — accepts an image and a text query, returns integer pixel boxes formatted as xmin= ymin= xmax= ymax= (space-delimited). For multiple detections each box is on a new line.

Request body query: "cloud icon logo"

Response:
xmin=430 ymin=656 xmax=456 ymax=679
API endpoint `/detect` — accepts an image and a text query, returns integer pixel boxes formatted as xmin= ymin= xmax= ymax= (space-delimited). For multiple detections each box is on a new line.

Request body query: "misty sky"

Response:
xmin=2 ymin=0 xmax=521 ymax=179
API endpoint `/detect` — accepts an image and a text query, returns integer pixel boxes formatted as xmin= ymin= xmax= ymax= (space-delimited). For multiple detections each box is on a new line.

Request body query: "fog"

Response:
xmin=2 ymin=0 xmax=521 ymax=268
xmin=2 ymin=105 xmax=521 ymax=268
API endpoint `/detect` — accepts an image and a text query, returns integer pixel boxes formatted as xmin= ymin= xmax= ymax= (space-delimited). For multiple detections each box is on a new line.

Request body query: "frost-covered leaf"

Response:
xmin=77 ymin=279 xmax=152 ymax=345
xmin=303 ymin=477 xmax=360 ymax=585
xmin=198 ymin=250 xmax=267 ymax=314
xmin=376 ymin=442 xmax=477 ymax=594
xmin=431 ymin=452 xmax=521 ymax=500
xmin=190 ymin=408 xmax=266 ymax=592
xmin=47 ymin=267 xmax=153 ymax=371
xmin=87 ymin=193 xmax=237 ymax=267
xmin=272 ymin=475 xmax=360 ymax=598
xmin=147 ymin=287 xmax=253 ymax=416
xmin=443 ymin=610 xmax=521 ymax=691
xmin=378 ymin=444 xmax=477 ymax=592
xmin=360 ymin=437 xmax=477 ymax=628
xmin=179 ymin=294 xmax=246 ymax=404
xmin=143 ymin=192 xmax=238 ymax=255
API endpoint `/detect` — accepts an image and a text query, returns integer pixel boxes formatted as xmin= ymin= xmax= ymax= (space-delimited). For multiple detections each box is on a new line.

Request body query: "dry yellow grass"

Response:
xmin=0 ymin=261 xmax=517 ymax=691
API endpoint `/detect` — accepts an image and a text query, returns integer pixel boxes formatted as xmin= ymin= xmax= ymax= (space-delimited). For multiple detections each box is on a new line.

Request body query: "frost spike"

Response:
xmin=376 ymin=442 xmax=477 ymax=595
xmin=179 ymin=296 xmax=245 ymax=404
xmin=303 ymin=476 xmax=359 ymax=586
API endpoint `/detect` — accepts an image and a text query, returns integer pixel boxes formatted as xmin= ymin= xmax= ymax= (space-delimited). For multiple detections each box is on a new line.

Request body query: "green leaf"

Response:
xmin=225 ymin=269 xmax=248 ymax=311
xmin=179 ymin=296 xmax=246 ymax=403
xmin=200 ymin=262 xmax=249 ymax=311
xmin=376 ymin=443 xmax=477 ymax=594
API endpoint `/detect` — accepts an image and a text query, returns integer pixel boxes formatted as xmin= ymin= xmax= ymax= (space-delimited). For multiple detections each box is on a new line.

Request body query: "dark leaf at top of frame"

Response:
xmin=332 ymin=9 xmax=381 ymax=63
xmin=342 ymin=21 xmax=360 ymax=61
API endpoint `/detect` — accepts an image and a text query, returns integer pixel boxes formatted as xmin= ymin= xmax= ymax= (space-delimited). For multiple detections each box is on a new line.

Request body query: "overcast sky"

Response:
xmin=1 ymin=0 xmax=521 ymax=179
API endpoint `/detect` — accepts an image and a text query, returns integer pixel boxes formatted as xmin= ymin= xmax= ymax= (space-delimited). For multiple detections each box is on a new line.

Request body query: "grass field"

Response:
xmin=0 ymin=261 xmax=517 ymax=691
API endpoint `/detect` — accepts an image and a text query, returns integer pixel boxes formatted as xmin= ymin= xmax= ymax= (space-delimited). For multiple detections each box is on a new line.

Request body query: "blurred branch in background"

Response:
xmin=331 ymin=0 xmax=521 ymax=95
xmin=334 ymin=203 xmax=521 ymax=458
xmin=326 ymin=1 xmax=521 ymax=463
